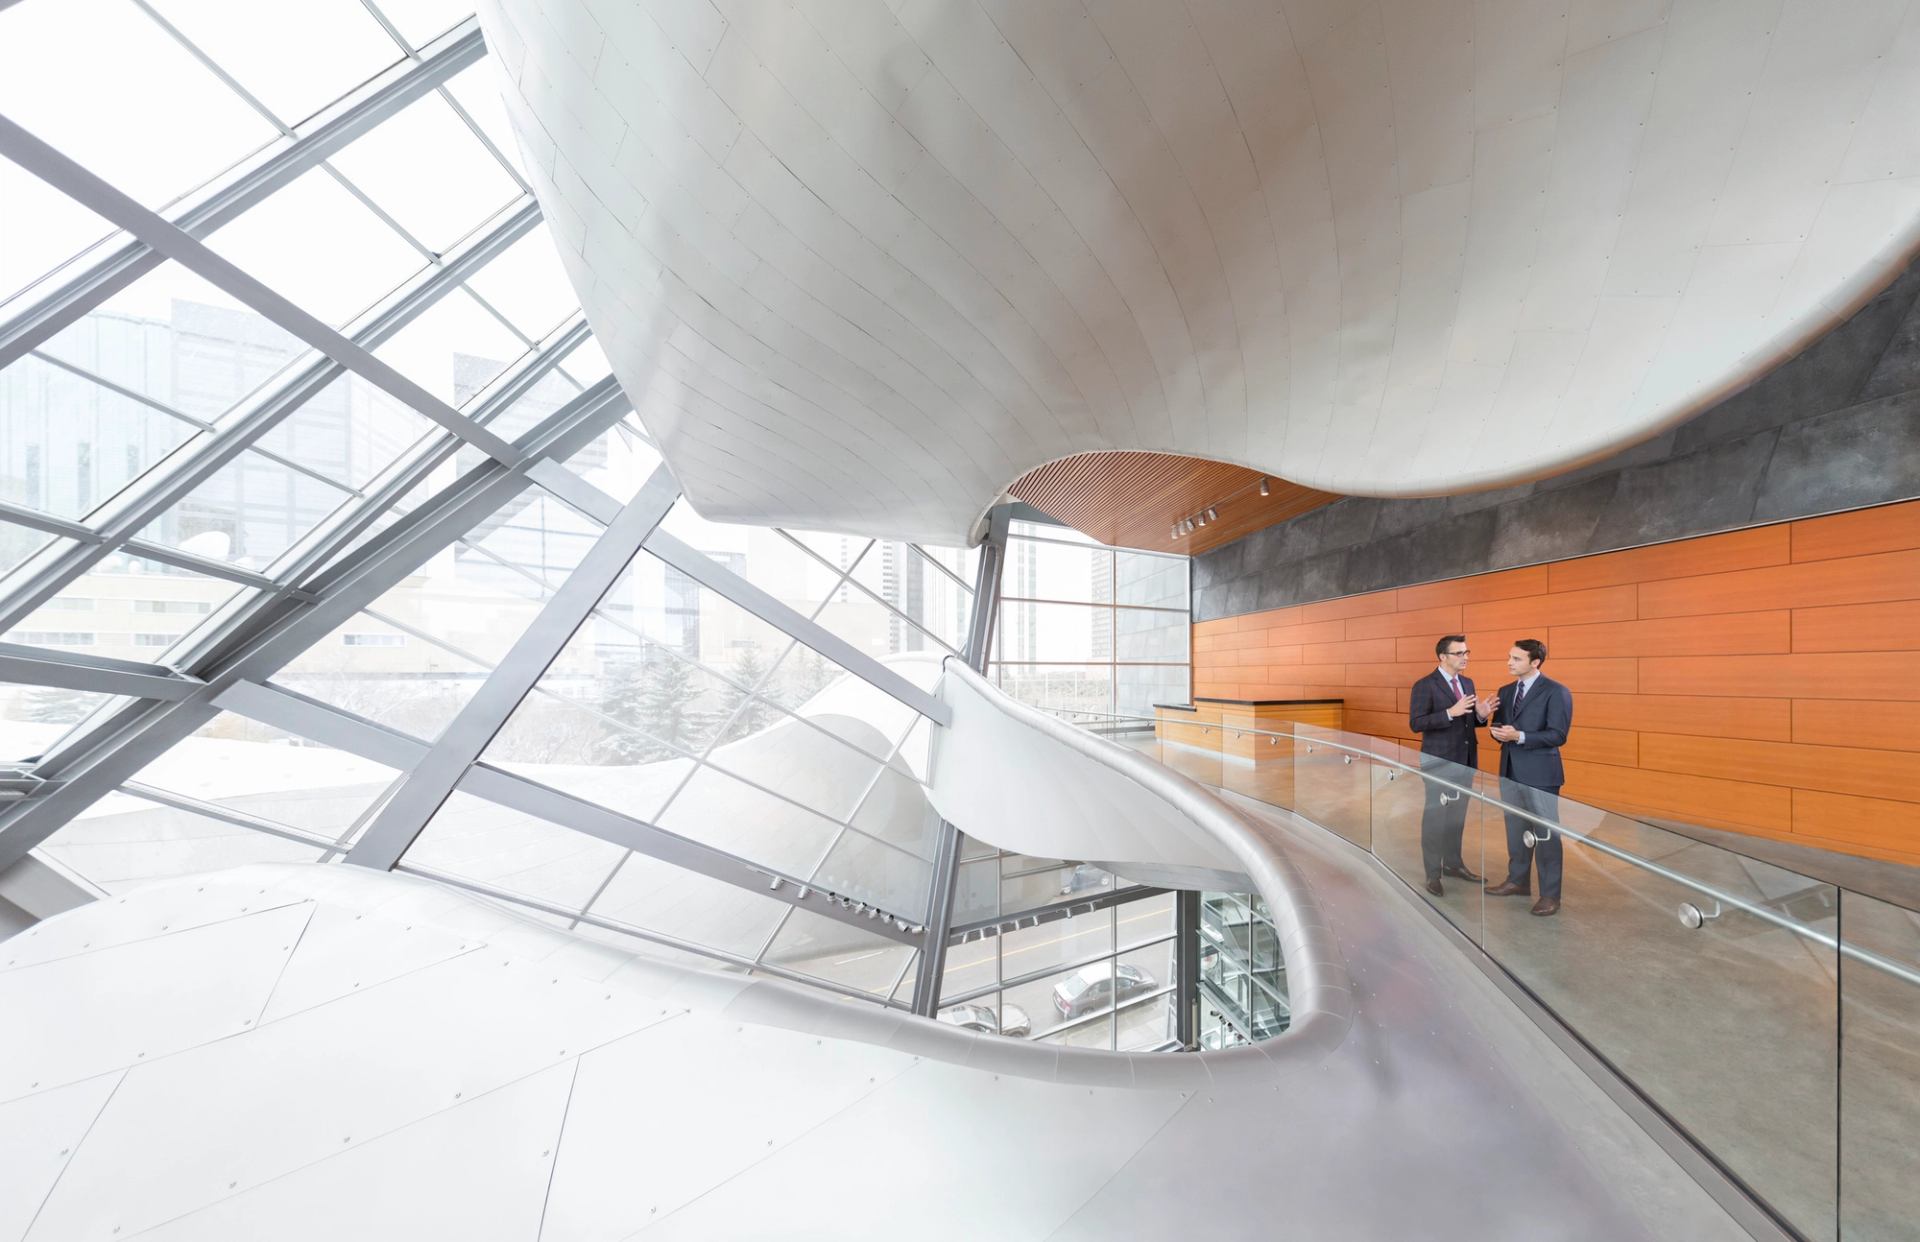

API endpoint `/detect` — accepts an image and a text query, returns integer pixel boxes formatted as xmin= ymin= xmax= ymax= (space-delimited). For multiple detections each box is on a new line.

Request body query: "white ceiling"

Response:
xmin=480 ymin=0 xmax=1920 ymax=545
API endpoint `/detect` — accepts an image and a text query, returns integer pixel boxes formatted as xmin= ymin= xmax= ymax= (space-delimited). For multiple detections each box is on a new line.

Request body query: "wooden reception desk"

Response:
xmin=1153 ymin=698 xmax=1344 ymax=761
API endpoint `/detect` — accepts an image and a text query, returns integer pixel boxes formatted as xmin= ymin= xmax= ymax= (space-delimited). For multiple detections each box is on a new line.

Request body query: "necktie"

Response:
xmin=1447 ymin=675 xmax=1461 ymax=701
xmin=1513 ymin=681 xmax=1527 ymax=714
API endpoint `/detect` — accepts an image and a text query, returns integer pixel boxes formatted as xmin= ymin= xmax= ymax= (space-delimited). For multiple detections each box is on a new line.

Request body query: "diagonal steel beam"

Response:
xmin=343 ymin=465 xmax=682 ymax=870
xmin=0 ymin=19 xmax=485 ymax=370
xmin=0 ymin=112 xmax=522 ymax=466
xmin=208 ymin=678 xmax=920 ymax=944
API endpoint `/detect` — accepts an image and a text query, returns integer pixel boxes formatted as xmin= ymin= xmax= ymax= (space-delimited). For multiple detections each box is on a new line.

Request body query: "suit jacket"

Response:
xmin=1491 ymin=674 xmax=1573 ymax=789
xmin=1408 ymin=669 xmax=1481 ymax=768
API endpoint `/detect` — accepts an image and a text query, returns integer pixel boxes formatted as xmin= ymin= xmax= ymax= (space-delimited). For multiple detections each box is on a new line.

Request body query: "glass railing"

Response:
xmin=1051 ymin=707 xmax=1920 ymax=1242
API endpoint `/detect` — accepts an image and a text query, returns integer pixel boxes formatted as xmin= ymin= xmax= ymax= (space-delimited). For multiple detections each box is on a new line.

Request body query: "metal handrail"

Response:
xmin=1055 ymin=708 xmax=1920 ymax=989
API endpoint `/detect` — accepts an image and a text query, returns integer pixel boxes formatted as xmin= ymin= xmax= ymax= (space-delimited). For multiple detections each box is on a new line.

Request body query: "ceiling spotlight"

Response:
xmin=1196 ymin=512 xmax=1207 ymax=527
xmin=1258 ymin=477 xmax=1270 ymax=497
xmin=1205 ymin=507 xmax=1218 ymax=522
xmin=768 ymin=877 xmax=782 ymax=892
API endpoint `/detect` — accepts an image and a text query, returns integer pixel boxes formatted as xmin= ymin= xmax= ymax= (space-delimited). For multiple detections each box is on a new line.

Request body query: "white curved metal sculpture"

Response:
xmin=479 ymin=0 xmax=1920 ymax=543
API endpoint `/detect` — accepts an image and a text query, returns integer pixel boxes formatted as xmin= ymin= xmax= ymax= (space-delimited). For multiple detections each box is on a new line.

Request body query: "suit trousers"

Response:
xmin=1419 ymin=759 xmax=1471 ymax=880
xmin=1501 ymin=782 xmax=1563 ymax=898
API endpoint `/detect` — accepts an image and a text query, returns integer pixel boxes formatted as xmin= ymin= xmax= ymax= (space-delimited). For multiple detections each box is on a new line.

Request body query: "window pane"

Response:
xmin=0 ymin=0 xmax=280 ymax=208
xmin=365 ymin=0 xmax=472 ymax=51
xmin=371 ymin=286 xmax=528 ymax=407
xmin=1117 ymin=664 xmax=1188 ymax=718
xmin=991 ymin=663 xmax=1114 ymax=716
xmin=704 ymin=705 xmax=884 ymax=824
xmin=557 ymin=334 xmax=612 ymax=388
xmin=250 ymin=372 xmax=436 ymax=492
xmin=658 ymin=505 xmax=845 ymax=619
xmin=0 ymin=355 xmax=197 ymax=521
xmin=3 ymin=550 xmax=245 ymax=665
xmin=442 ymin=61 xmax=529 ymax=180
xmin=1116 ymin=550 xmax=1187 ymax=609
xmin=0 ymin=684 xmax=114 ymax=763
xmin=474 ymin=361 xmax=581 ymax=442
xmin=758 ymin=906 xmax=912 ymax=998
xmin=145 ymin=0 xmax=403 ymax=127
xmin=585 ymin=851 xmax=787 ymax=958
xmin=483 ymin=689 xmax=692 ymax=824
xmin=0 ymin=160 xmax=117 ymax=310
xmin=1002 ymin=537 xmax=1113 ymax=604
xmin=37 ymin=262 xmax=306 ymax=420
xmin=41 ymin=790 xmax=326 ymax=894
xmin=997 ymin=601 xmax=1111 ymax=663
xmin=1116 ymin=607 xmax=1189 ymax=662
xmin=402 ymin=789 xmax=626 ymax=910
xmin=205 ymin=167 xmax=425 ymax=328
xmin=466 ymin=223 xmax=579 ymax=342
xmin=809 ymin=828 xmax=931 ymax=922
xmin=274 ymin=608 xmax=490 ymax=740
xmin=549 ymin=417 xmax=661 ymax=501
xmin=0 ymin=523 xmax=62 ymax=585
xmin=330 ymin=93 xmax=522 ymax=252
xmin=137 ymin=447 xmax=355 ymax=572
xmin=656 ymin=763 xmax=841 ymax=878
xmin=123 ymin=711 xmax=402 ymax=844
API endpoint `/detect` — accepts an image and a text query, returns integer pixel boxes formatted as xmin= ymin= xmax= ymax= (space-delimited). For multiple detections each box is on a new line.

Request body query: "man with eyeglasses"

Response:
xmin=1408 ymin=635 xmax=1495 ymax=896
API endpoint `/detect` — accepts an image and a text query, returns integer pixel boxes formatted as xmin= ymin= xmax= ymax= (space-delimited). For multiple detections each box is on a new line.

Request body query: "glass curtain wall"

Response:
xmin=0 ymin=0 xmax=974 ymax=1007
xmin=988 ymin=520 xmax=1189 ymax=718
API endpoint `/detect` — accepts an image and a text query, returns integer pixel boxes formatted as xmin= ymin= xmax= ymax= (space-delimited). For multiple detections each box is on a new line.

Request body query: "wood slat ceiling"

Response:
xmin=1009 ymin=452 xmax=1336 ymax=555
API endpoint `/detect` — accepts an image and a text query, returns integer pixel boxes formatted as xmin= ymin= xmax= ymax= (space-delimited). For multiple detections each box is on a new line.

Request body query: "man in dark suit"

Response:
xmin=1486 ymin=638 xmax=1573 ymax=916
xmin=1408 ymin=634 xmax=1494 ymax=896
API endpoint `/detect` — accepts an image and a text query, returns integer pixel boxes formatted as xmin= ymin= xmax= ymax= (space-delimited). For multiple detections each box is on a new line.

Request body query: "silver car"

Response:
xmin=1052 ymin=961 xmax=1157 ymax=1021
xmin=938 ymin=1002 xmax=1032 ymax=1039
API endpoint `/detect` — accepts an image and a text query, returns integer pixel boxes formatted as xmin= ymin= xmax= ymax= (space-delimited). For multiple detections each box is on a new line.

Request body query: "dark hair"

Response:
xmin=1435 ymin=634 xmax=1467 ymax=658
xmin=1514 ymin=638 xmax=1548 ymax=668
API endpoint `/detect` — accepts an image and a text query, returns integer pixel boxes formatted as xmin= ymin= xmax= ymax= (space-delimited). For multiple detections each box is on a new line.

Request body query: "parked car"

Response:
xmin=938 ymin=1002 xmax=1032 ymax=1039
xmin=1052 ymin=961 xmax=1157 ymax=1021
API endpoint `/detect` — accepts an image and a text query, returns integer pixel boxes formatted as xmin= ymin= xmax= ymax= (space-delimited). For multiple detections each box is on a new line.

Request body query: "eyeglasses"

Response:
xmin=1444 ymin=649 xmax=1469 ymax=657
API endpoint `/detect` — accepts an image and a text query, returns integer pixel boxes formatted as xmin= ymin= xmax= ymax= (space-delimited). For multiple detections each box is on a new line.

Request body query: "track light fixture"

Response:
xmin=1258 ymin=477 xmax=1270 ymax=496
xmin=1174 ymin=473 xmax=1281 ymax=543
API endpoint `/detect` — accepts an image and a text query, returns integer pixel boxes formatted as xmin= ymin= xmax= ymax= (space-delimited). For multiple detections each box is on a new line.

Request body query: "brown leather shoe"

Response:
xmin=1424 ymin=878 xmax=1443 ymax=897
xmin=1443 ymin=864 xmax=1483 ymax=883
xmin=1484 ymin=881 xmax=1530 ymax=897
xmin=1530 ymin=897 xmax=1560 ymax=917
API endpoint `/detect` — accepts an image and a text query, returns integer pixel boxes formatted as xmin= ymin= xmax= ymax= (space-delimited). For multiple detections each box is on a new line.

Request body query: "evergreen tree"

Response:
xmin=599 ymin=652 xmax=714 ymax=762
xmin=725 ymin=648 xmax=775 ymax=738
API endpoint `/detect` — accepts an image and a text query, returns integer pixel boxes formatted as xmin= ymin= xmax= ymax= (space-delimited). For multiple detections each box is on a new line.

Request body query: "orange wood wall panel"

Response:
xmin=1790 ymin=790 xmax=1920 ymax=862
xmin=1792 ymin=700 xmax=1920 ymax=752
xmin=1189 ymin=497 xmax=1920 ymax=865
xmin=1791 ymin=601 xmax=1920 ymax=652
xmin=1548 ymin=525 xmax=1791 ymax=591
xmin=1791 ymin=504 xmax=1920 ymax=562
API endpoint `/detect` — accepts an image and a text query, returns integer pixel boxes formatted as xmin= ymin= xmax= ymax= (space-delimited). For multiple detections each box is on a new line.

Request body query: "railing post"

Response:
xmin=909 ymin=505 xmax=1011 ymax=1016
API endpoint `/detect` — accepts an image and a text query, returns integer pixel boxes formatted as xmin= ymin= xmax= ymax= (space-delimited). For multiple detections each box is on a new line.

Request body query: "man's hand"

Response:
xmin=1446 ymin=691 xmax=1476 ymax=719
xmin=1490 ymin=723 xmax=1520 ymax=743
xmin=1476 ymin=693 xmax=1496 ymax=719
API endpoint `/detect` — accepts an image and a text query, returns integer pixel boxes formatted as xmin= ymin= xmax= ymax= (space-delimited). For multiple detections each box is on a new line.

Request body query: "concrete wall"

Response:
xmin=1194 ymin=260 xmax=1920 ymax=623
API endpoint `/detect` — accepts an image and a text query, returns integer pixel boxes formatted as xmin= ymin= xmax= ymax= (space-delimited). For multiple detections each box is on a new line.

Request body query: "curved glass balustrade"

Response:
xmin=1054 ymin=707 xmax=1920 ymax=1242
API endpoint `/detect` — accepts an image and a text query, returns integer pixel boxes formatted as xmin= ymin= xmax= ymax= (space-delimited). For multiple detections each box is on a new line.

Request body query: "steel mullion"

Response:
xmin=999 ymin=594 xmax=1189 ymax=614
xmin=0 ymin=648 xmax=200 ymax=701
xmin=0 ymin=19 xmax=485 ymax=370
xmin=907 ymin=541 xmax=975 ymax=596
xmin=0 ymin=200 xmax=541 ymax=633
xmin=120 ymin=781 xmax=334 ymax=850
xmin=0 ymin=501 xmax=100 ymax=545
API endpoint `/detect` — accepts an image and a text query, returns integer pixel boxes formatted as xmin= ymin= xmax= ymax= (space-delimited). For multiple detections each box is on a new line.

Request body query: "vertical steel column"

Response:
xmin=1176 ymin=889 xmax=1201 ymax=1048
xmin=909 ymin=506 xmax=1012 ymax=1016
